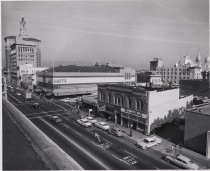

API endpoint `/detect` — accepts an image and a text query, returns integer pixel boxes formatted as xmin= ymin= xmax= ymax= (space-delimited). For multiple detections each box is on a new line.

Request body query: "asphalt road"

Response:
xmin=5 ymin=90 xmax=179 ymax=170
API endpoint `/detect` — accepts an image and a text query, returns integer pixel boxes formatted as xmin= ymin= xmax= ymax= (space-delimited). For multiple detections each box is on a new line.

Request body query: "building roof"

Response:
xmin=23 ymin=37 xmax=41 ymax=42
xmin=188 ymin=103 xmax=210 ymax=116
xmin=45 ymin=65 xmax=120 ymax=73
xmin=4 ymin=36 xmax=16 ymax=41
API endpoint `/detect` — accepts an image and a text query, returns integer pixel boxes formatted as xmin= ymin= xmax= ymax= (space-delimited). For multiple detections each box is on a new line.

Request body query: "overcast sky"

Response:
xmin=1 ymin=0 xmax=209 ymax=69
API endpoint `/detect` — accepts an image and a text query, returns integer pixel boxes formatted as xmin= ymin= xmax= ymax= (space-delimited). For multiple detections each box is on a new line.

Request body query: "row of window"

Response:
xmin=157 ymin=72 xmax=190 ymax=76
xmin=18 ymin=54 xmax=34 ymax=58
xmin=157 ymin=67 xmax=190 ymax=72
xmin=163 ymin=76 xmax=190 ymax=80
xmin=18 ymin=58 xmax=34 ymax=61
xmin=125 ymin=73 xmax=131 ymax=80
xmin=18 ymin=46 xmax=34 ymax=53
xmin=99 ymin=93 xmax=144 ymax=111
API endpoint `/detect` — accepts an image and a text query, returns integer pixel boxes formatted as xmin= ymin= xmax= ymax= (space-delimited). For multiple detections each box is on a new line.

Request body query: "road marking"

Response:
xmin=155 ymin=167 xmax=160 ymax=170
xmin=40 ymin=118 xmax=111 ymax=170
xmin=111 ymin=154 xmax=123 ymax=162
xmin=15 ymin=101 xmax=38 ymax=105
xmin=25 ymin=110 xmax=65 ymax=116
xmin=49 ymin=102 xmax=67 ymax=110
xmin=29 ymin=115 xmax=51 ymax=119
xmin=87 ymin=129 xmax=94 ymax=135
xmin=90 ymin=141 xmax=99 ymax=146
xmin=124 ymin=150 xmax=137 ymax=158
xmin=7 ymin=93 xmax=22 ymax=103
xmin=103 ymin=139 xmax=112 ymax=145
xmin=62 ymin=124 xmax=83 ymax=136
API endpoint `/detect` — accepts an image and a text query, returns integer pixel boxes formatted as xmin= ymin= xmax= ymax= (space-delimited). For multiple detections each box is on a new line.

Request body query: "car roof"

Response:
xmin=99 ymin=122 xmax=106 ymax=125
xmin=177 ymin=155 xmax=190 ymax=162
xmin=145 ymin=137 xmax=155 ymax=141
xmin=87 ymin=117 xmax=93 ymax=119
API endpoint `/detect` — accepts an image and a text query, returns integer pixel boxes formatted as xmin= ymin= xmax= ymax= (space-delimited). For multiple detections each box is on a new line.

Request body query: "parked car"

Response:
xmin=108 ymin=127 xmax=123 ymax=137
xmin=16 ymin=92 xmax=21 ymax=96
xmin=163 ymin=154 xmax=199 ymax=170
xmin=30 ymin=103 xmax=44 ymax=108
xmin=85 ymin=117 xmax=97 ymax=124
xmin=77 ymin=119 xmax=92 ymax=127
xmin=95 ymin=122 xmax=110 ymax=131
xmin=136 ymin=136 xmax=162 ymax=149
xmin=60 ymin=98 xmax=70 ymax=103
xmin=48 ymin=115 xmax=62 ymax=123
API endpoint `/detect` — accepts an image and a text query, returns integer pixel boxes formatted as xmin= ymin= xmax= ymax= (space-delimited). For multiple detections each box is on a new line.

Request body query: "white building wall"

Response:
xmin=207 ymin=131 xmax=210 ymax=159
xmin=147 ymin=88 xmax=193 ymax=134
xmin=52 ymin=76 xmax=124 ymax=85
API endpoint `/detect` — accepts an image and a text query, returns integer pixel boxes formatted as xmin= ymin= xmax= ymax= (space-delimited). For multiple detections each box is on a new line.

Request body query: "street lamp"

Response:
xmin=129 ymin=115 xmax=133 ymax=137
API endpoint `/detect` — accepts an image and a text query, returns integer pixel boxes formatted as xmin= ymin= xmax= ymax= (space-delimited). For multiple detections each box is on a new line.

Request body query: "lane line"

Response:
xmin=103 ymin=139 xmax=112 ymax=145
xmin=90 ymin=141 xmax=99 ymax=146
xmin=87 ymin=129 xmax=94 ymax=135
xmin=62 ymin=124 xmax=83 ymax=136
xmin=155 ymin=167 xmax=160 ymax=170
xmin=124 ymin=150 xmax=137 ymax=158
xmin=111 ymin=154 xmax=124 ymax=163
xmin=49 ymin=102 xmax=67 ymax=110
xmin=29 ymin=115 xmax=50 ymax=119
xmin=40 ymin=118 xmax=111 ymax=170
xmin=25 ymin=110 xmax=65 ymax=116
xmin=7 ymin=93 xmax=22 ymax=103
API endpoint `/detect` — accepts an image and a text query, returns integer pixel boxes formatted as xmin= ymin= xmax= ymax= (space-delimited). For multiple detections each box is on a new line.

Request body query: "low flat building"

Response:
xmin=184 ymin=103 xmax=210 ymax=158
xmin=98 ymin=84 xmax=193 ymax=135
xmin=36 ymin=64 xmax=135 ymax=97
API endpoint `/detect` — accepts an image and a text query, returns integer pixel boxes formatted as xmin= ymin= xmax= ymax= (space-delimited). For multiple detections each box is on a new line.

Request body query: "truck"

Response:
xmin=22 ymin=91 xmax=32 ymax=100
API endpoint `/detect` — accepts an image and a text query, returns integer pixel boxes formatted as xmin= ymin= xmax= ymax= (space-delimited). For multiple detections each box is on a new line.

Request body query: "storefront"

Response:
xmin=121 ymin=107 xmax=148 ymax=134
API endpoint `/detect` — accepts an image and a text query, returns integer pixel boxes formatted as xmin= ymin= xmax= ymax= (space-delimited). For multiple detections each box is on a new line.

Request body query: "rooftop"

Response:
xmin=23 ymin=37 xmax=41 ymax=42
xmin=45 ymin=65 xmax=120 ymax=73
xmin=99 ymin=83 xmax=176 ymax=92
xmin=187 ymin=103 xmax=210 ymax=116
xmin=4 ymin=36 xmax=16 ymax=41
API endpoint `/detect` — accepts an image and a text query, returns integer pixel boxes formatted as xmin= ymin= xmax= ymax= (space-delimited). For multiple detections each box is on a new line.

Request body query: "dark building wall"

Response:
xmin=150 ymin=61 xmax=158 ymax=71
xmin=184 ymin=111 xmax=210 ymax=155
xmin=180 ymin=80 xmax=210 ymax=98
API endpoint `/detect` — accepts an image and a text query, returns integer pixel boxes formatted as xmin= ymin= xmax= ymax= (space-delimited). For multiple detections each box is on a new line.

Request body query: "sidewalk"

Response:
xmin=95 ymin=116 xmax=210 ymax=169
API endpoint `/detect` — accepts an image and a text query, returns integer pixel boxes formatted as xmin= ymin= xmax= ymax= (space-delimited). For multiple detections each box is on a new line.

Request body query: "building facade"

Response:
xmin=19 ymin=64 xmax=48 ymax=89
xmin=98 ymin=84 xmax=193 ymax=135
xmin=184 ymin=103 xmax=210 ymax=157
xmin=136 ymin=70 xmax=162 ymax=88
xmin=4 ymin=17 xmax=41 ymax=85
xmin=152 ymin=56 xmax=203 ymax=85
xmin=36 ymin=64 xmax=136 ymax=97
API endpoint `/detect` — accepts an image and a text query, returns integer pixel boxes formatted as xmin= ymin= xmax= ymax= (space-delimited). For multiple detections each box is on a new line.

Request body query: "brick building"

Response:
xmin=98 ymin=84 xmax=193 ymax=135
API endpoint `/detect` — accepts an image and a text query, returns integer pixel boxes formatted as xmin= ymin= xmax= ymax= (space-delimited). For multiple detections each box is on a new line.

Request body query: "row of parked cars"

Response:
xmin=77 ymin=117 xmax=124 ymax=137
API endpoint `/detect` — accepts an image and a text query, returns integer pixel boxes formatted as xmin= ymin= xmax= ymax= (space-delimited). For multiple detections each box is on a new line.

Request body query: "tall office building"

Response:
xmin=4 ymin=17 xmax=41 ymax=85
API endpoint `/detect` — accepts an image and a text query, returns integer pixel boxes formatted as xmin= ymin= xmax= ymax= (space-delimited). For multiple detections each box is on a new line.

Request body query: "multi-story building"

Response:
xmin=19 ymin=64 xmax=48 ymax=89
xmin=98 ymin=84 xmax=193 ymax=135
xmin=36 ymin=63 xmax=135 ymax=97
xmin=152 ymin=56 xmax=203 ymax=85
xmin=184 ymin=103 xmax=210 ymax=158
xmin=4 ymin=17 xmax=41 ymax=85
xmin=150 ymin=58 xmax=165 ymax=71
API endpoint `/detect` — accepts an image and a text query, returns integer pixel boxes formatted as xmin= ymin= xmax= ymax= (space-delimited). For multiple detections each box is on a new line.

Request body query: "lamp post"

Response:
xmin=114 ymin=110 xmax=117 ymax=126
xmin=129 ymin=114 xmax=133 ymax=137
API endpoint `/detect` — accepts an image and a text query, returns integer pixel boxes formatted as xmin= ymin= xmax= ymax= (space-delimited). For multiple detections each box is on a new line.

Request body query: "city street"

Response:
xmin=5 ymin=89 xmax=179 ymax=170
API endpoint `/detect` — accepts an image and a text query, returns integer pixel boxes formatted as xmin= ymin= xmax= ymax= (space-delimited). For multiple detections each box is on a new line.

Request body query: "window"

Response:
xmin=136 ymin=100 xmax=141 ymax=111
xmin=107 ymin=94 xmax=111 ymax=103
xmin=127 ymin=97 xmax=132 ymax=108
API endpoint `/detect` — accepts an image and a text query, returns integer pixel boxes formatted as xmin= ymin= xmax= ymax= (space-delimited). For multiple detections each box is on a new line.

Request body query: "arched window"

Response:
xmin=107 ymin=94 xmax=111 ymax=103
xmin=127 ymin=97 xmax=132 ymax=108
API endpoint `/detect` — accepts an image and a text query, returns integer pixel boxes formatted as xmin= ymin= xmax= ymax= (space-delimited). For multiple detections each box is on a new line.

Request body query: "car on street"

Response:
xmin=108 ymin=127 xmax=123 ymax=137
xmin=30 ymin=103 xmax=44 ymax=108
xmin=163 ymin=154 xmax=199 ymax=169
xmin=95 ymin=122 xmax=110 ymax=131
xmin=60 ymin=98 xmax=70 ymax=103
xmin=136 ymin=136 xmax=162 ymax=149
xmin=85 ymin=117 xmax=97 ymax=124
xmin=48 ymin=115 xmax=63 ymax=123
xmin=77 ymin=119 xmax=92 ymax=127
xmin=16 ymin=92 xmax=21 ymax=96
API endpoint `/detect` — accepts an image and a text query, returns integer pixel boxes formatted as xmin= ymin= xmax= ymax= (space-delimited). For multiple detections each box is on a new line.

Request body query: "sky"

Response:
xmin=1 ymin=0 xmax=209 ymax=69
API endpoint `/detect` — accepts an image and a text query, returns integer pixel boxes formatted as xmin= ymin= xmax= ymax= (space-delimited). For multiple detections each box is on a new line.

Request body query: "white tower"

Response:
xmin=19 ymin=17 xmax=27 ymax=37
xmin=204 ymin=56 xmax=210 ymax=72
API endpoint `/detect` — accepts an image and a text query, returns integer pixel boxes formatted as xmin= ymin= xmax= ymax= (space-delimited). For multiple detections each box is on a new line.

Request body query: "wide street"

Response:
xmin=5 ymin=89 xmax=179 ymax=170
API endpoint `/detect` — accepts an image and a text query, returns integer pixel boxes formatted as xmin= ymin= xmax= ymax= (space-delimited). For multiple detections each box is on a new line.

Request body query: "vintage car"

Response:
xmin=136 ymin=136 xmax=162 ymax=149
